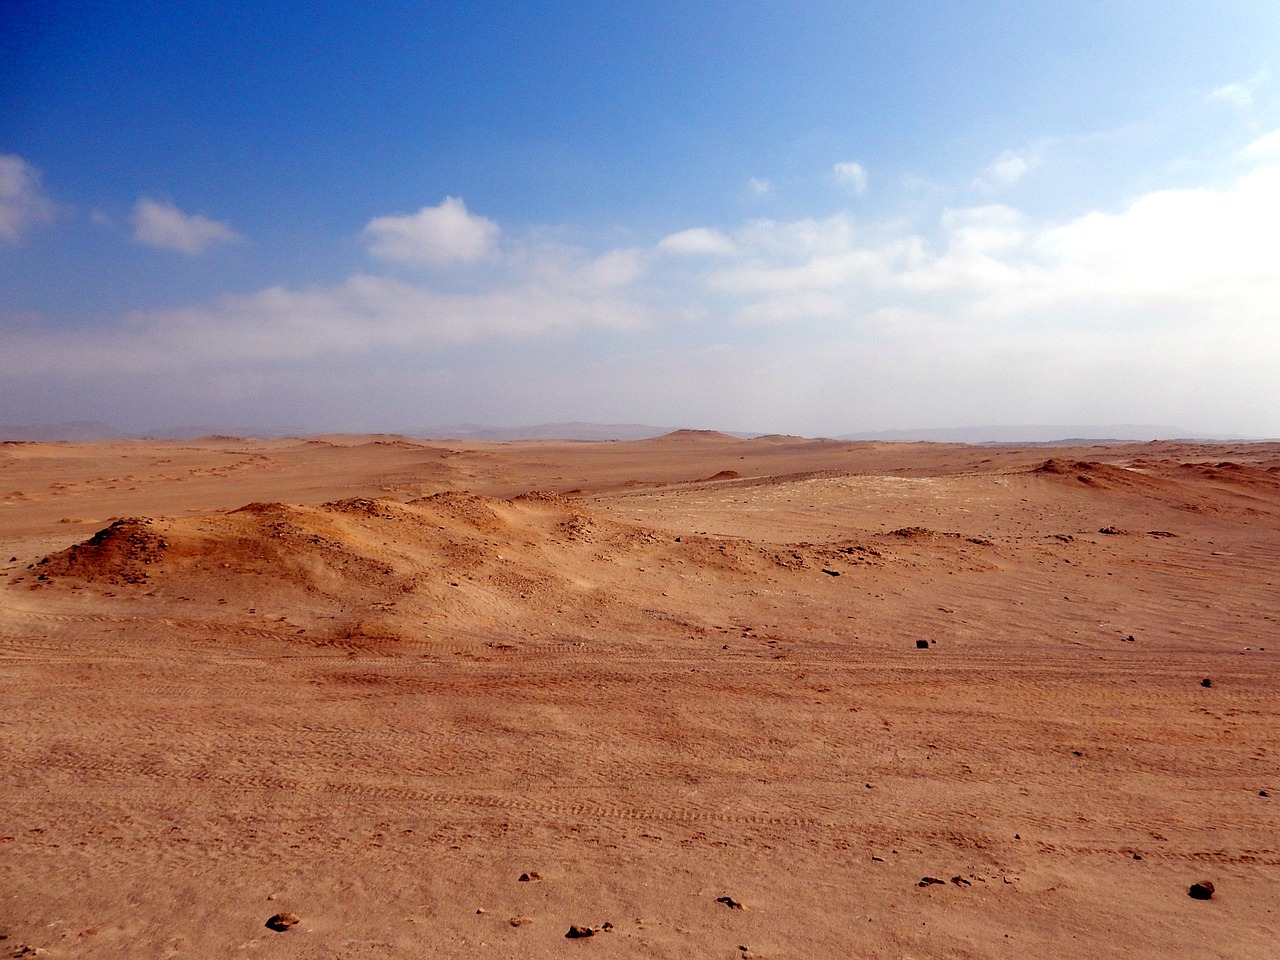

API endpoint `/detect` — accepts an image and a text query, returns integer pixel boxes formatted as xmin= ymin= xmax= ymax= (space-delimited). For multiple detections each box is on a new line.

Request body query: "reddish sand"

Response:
xmin=2 ymin=433 xmax=1278 ymax=958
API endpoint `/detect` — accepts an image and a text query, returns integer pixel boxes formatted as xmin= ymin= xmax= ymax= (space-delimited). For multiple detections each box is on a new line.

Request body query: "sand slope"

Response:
xmin=2 ymin=436 xmax=1278 ymax=958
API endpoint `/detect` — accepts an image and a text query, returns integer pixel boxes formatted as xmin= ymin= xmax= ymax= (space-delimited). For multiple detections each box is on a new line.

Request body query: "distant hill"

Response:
xmin=835 ymin=424 xmax=1222 ymax=444
xmin=416 ymin=422 xmax=680 ymax=441
xmin=0 ymin=421 xmax=129 ymax=442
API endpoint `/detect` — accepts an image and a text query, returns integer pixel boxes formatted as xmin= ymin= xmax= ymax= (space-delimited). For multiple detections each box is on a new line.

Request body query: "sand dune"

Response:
xmin=2 ymin=436 xmax=1278 ymax=958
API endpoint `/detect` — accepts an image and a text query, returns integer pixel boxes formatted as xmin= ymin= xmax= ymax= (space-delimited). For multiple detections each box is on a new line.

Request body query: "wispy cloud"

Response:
xmin=746 ymin=177 xmax=773 ymax=196
xmin=1240 ymin=128 xmax=1280 ymax=162
xmin=1208 ymin=69 xmax=1269 ymax=111
xmin=972 ymin=149 xmax=1039 ymax=192
xmin=832 ymin=161 xmax=868 ymax=194
xmin=0 ymin=154 xmax=56 ymax=243
xmin=363 ymin=196 xmax=500 ymax=265
xmin=131 ymin=198 xmax=243 ymax=254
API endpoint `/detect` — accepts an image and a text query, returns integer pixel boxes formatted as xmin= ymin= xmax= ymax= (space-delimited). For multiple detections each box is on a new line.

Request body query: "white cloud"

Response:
xmin=833 ymin=161 xmax=868 ymax=194
xmin=657 ymin=227 xmax=737 ymax=257
xmin=131 ymin=198 xmax=242 ymax=254
xmin=1240 ymin=128 xmax=1280 ymax=163
xmin=747 ymin=177 xmax=773 ymax=196
xmin=6 ymin=153 xmax=1280 ymax=437
xmin=363 ymin=196 xmax=500 ymax=265
xmin=1208 ymin=69 xmax=1269 ymax=110
xmin=972 ymin=150 xmax=1037 ymax=192
xmin=0 ymin=154 xmax=56 ymax=243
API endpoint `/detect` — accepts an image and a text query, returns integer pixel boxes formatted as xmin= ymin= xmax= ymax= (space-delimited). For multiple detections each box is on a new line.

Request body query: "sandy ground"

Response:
xmin=1 ymin=432 xmax=1277 ymax=958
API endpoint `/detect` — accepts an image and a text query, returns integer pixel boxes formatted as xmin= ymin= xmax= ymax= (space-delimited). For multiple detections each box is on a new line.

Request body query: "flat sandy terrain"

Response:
xmin=2 ymin=432 xmax=1277 ymax=958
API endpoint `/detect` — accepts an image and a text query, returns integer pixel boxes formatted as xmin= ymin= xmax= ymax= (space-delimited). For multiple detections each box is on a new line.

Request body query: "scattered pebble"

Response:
xmin=518 ymin=871 xmax=542 ymax=882
xmin=1201 ymin=678 xmax=1213 ymax=688
xmin=950 ymin=876 xmax=971 ymax=887
xmin=915 ymin=639 xmax=929 ymax=649
xmin=265 ymin=913 xmax=300 ymax=932
xmin=1189 ymin=881 xmax=1215 ymax=900
xmin=917 ymin=877 xmax=945 ymax=887
xmin=1260 ymin=790 xmax=1270 ymax=797
xmin=565 ymin=924 xmax=595 ymax=938
xmin=509 ymin=916 xmax=532 ymax=927
xmin=716 ymin=896 xmax=744 ymax=910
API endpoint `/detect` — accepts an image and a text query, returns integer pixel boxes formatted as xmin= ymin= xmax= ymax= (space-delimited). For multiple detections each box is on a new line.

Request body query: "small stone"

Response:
xmin=565 ymin=924 xmax=595 ymax=938
xmin=265 ymin=913 xmax=300 ymax=932
xmin=950 ymin=876 xmax=972 ymax=887
xmin=917 ymin=877 xmax=945 ymax=887
xmin=509 ymin=916 xmax=532 ymax=927
xmin=1189 ymin=881 xmax=1215 ymax=900
xmin=601 ymin=921 xmax=613 ymax=931
xmin=915 ymin=639 xmax=929 ymax=649
xmin=716 ymin=896 xmax=744 ymax=910
xmin=1201 ymin=678 xmax=1212 ymax=687
xmin=518 ymin=871 xmax=541 ymax=882
xmin=1260 ymin=790 xmax=1270 ymax=797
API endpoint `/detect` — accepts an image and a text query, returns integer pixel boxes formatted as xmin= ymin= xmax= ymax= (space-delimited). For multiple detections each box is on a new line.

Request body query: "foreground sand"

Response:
xmin=2 ymin=432 xmax=1277 ymax=958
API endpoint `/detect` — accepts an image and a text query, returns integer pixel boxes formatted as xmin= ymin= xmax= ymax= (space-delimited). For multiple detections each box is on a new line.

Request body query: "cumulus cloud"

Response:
xmin=131 ymin=198 xmax=243 ymax=254
xmin=657 ymin=227 xmax=737 ymax=257
xmin=0 ymin=154 xmax=56 ymax=243
xmin=363 ymin=196 xmax=500 ymax=265
xmin=747 ymin=177 xmax=773 ymax=196
xmin=833 ymin=161 xmax=868 ymax=194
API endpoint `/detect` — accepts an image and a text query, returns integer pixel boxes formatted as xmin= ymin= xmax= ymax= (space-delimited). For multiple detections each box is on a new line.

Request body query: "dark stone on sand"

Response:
xmin=565 ymin=925 xmax=595 ymax=938
xmin=1201 ymin=678 xmax=1213 ymax=687
xmin=265 ymin=913 xmax=300 ymax=932
xmin=1189 ymin=881 xmax=1215 ymax=900
xmin=1260 ymin=790 xmax=1270 ymax=797
xmin=916 ymin=639 xmax=929 ymax=649
xmin=518 ymin=871 xmax=541 ymax=882
xmin=822 ymin=568 xmax=840 ymax=576
xmin=716 ymin=896 xmax=744 ymax=910
xmin=917 ymin=877 xmax=945 ymax=887
xmin=950 ymin=876 xmax=971 ymax=887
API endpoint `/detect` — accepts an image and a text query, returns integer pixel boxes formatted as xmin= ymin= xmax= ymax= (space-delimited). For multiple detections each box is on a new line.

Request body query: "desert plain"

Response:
xmin=1 ymin=431 xmax=1277 ymax=959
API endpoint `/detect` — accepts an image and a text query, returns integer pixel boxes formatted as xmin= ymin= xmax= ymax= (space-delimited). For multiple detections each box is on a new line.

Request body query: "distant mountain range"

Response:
xmin=833 ymin=424 xmax=1228 ymax=444
xmin=2 ymin=420 xmax=1263 ymax=444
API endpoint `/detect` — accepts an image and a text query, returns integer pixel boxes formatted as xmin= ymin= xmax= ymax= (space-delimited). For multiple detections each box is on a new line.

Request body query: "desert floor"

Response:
xmin=2 ymin=432 xmax=1277 ymax=959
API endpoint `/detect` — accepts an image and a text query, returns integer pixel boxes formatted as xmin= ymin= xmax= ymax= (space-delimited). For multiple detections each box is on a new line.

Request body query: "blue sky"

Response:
xmin=2 ymin=1 xmax=1279 ymax=435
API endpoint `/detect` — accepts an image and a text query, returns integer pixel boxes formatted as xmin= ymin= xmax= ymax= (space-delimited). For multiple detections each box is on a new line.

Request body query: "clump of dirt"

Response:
xmin=40 ymin=519 xmax=167 ymax=584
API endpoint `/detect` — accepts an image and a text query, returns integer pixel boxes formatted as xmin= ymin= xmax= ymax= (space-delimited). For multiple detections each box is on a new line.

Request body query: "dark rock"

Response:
xmin=950 ymin=876 xmax=971 ymax=887
xmin=716 ymin=896 xmax=744 ymax=910
xmin=917 ymin=877 xmax=945 ymax=887
xmin=821 ymin=569 xmax=840 ymax=576
xmin=1189 ymin=881 xmax=1215 ymax=900
xmin=518 ymin=871 xmax=541 ymax=882
xmin=265 ymin=913 xmax=300 ymax=932
xmin=509 ymin=916 xmax=532 ymax=927
xmin=1260 ymin=790 xmax=1270 ymax=797
xmin=915 ymin=639 xmax=930 ymax=649
xmin=1201 ymin=678 xmax=1212 ymax=688
xmin=565 ymin=925 xmax=595 ymax=938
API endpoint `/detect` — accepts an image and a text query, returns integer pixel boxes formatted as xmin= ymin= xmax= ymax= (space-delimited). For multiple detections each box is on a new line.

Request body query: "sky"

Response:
xmin=2 ymin=1 xmax=1279 ymax=437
